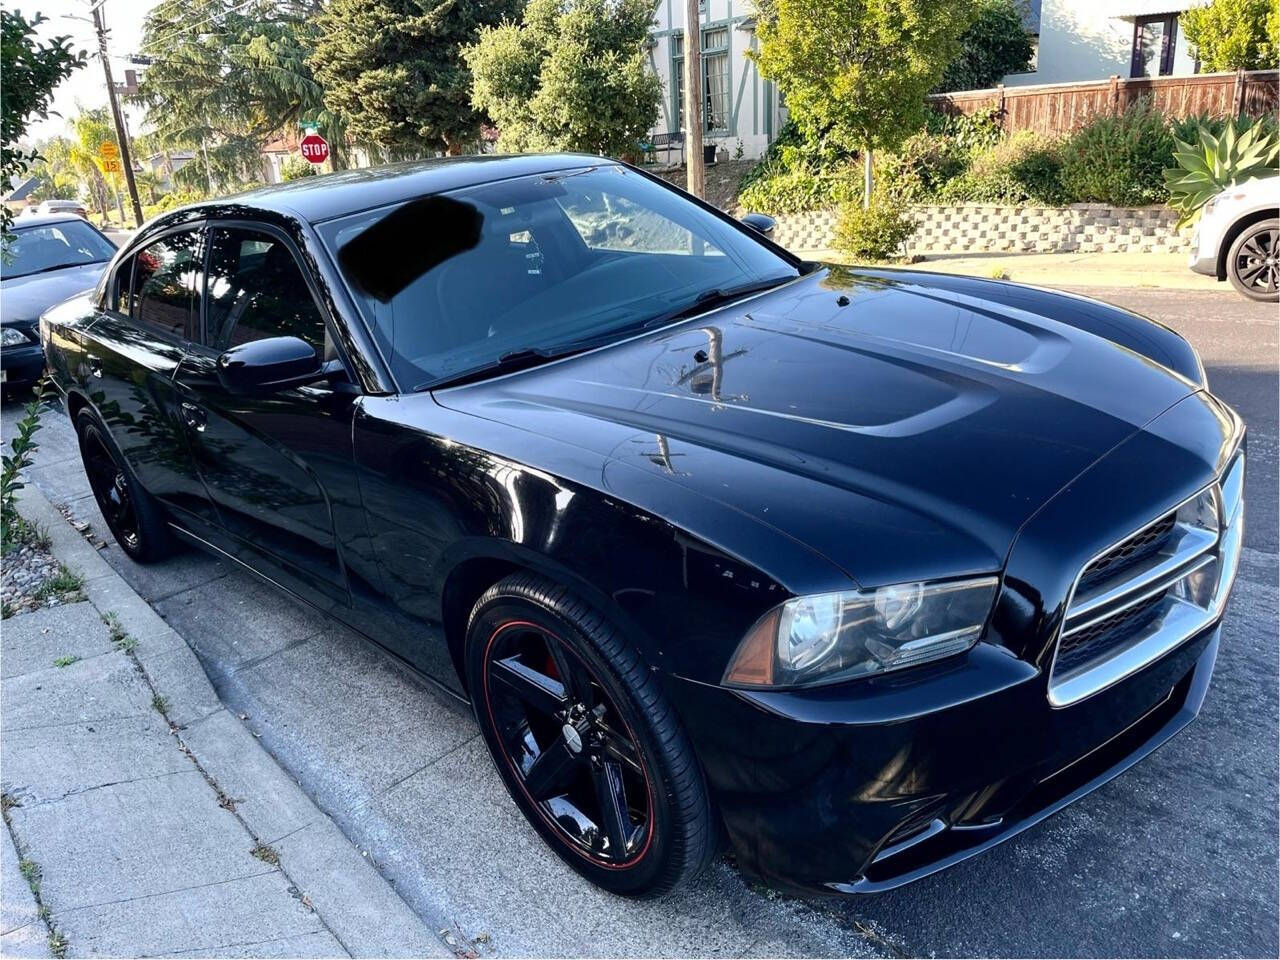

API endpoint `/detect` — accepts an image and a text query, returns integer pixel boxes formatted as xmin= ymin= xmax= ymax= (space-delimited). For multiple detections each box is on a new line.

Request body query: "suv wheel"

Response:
xmin=1227 ymin=218 xmax=1279 ymax=302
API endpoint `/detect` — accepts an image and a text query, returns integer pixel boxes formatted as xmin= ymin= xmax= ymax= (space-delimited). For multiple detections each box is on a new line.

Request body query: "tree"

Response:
xmin=69 ymin=108 xmax=119 ymax=222
xmin=936 ymin=0 xmax=1033 ymax=92
xmin=0 ymin=10 xmax=85 ymax=242
xmin=134 ymin=0 xmax=340 ymax=190
xmin=465 ymin=0 xmax=661 ymax=157
xmin=1180 ymin=0 xmax=1280 ymax=72
xmin=28 ymin=136 xmax=80 ymax=201
xmin=750 ymin=0 xmax=978 ymax=183
xmin=312 ymin=0 xmax=521 ymax=158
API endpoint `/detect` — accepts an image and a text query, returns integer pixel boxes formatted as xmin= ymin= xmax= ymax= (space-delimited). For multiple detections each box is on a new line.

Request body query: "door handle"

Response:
xmin=180 ymin=401 xmax=207 ymax=432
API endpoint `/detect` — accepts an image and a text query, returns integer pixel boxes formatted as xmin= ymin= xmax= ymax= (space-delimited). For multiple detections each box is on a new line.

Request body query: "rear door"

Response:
xmin=172 ymin=222 xmax=359 ymax=606
xmin=78 ymin=225 xmax=214 ymax=524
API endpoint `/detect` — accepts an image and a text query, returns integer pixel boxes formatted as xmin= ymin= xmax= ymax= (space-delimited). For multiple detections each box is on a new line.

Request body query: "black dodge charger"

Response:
xmin=40 ymin=155 xmax=1244 ymax=898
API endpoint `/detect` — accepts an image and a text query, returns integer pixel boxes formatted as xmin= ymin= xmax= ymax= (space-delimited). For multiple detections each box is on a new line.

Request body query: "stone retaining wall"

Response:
xmin=771 ymin=203 xmax=1192 ymax=255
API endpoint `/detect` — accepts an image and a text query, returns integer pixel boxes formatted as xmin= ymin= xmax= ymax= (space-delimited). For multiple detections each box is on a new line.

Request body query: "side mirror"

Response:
xmin=216 ymin=336 xmax=323 ymax=393
xmin=740 ymin=213 xmax=776 ymax=237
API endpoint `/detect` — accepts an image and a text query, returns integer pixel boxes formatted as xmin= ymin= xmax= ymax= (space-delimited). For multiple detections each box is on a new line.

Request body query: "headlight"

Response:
xmin=1 ymin=327 xmax=31 ymax=347
xmin=723 ymin=576 xmax=999 ymax=688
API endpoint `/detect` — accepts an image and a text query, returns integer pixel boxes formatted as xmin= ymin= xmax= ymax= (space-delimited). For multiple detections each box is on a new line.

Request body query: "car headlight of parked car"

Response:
xmin=1 ymin=327 xmax=32 ymax=347
xmin=724 ymin=576 xmax=1000 ymax=688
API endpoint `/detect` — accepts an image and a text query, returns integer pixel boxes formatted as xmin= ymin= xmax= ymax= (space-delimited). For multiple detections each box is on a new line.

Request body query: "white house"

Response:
xmin=1006 ymin=0 xmax=1205 ymax=87
xmin=646 ymin=0 xmax=786 ymax=161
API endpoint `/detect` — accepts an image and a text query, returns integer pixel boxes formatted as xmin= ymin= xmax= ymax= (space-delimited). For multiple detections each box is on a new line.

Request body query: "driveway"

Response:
xmin=4 ymin=286 xmax=1276 ymax=957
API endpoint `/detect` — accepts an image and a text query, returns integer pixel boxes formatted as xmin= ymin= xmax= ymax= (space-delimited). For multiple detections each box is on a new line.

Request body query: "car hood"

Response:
xmin=1 ymin=262 xmax=105 ymax=326
xmin=436 ymin=269 xmax=1198 ymax=587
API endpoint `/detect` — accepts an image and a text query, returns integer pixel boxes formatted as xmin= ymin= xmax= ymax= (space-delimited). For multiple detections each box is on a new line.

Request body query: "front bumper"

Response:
xmin=0 ymin=341 xmax=45 ymax=389
xmin=670 ymin=623 xmax=1218 ymax=895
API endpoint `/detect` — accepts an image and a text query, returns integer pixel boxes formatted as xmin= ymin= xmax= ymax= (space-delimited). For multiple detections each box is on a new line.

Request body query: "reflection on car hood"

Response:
xmin=1 ymin=262 xmax=105 ymax=326
xmin=437 ymin=269 xmax=1197 ymax=586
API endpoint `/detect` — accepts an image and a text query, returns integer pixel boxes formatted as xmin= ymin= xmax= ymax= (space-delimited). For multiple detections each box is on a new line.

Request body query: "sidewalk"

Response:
xmin=0 ymin=483 xmax=445 ymax=959
xmin=791 ymin=250 xmax=1221 ymax=290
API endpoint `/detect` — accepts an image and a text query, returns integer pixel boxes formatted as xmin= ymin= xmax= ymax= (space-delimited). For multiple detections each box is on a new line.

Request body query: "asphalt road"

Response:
xmin=4 ymin=285 xmax=1276 ymax=958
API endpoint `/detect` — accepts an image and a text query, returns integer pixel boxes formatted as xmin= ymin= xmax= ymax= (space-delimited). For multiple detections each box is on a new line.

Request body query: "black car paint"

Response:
xmin=2 ymin=219 xmax=113 ymax=389
xmin=39 ymin=155 xmax=1239 ymax=895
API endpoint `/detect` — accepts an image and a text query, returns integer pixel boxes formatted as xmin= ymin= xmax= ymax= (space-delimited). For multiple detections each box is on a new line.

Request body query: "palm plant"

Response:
xmin=1163 ymin=116 xmax=1280 ymax=228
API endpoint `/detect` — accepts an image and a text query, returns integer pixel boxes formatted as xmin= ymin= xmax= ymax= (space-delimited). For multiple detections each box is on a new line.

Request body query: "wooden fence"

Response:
xmin=927 ymin=69 xmax=1280 ymax=136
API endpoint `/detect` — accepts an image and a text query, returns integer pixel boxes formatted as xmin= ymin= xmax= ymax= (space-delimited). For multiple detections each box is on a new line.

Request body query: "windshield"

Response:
xmin=318 ymin=165 xmax=797 ymax=390
xmin=1 ymin=221 xmax=115 ymax=279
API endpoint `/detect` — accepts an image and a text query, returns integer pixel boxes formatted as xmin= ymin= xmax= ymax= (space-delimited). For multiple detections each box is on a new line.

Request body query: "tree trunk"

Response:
xmin=863 ymin=150 xmax=873 ymax=208
xmin=684 ymin=0 xmax=704 ymax=199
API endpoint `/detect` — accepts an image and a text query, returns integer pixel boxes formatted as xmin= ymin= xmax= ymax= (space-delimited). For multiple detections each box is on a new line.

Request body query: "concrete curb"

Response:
xmin=15 ymin=482 xmax=449 ymax=959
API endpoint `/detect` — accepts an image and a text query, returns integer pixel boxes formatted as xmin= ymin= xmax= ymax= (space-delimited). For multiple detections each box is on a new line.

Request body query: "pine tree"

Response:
xmin=310 ymin=0 xmax=523 ymax=159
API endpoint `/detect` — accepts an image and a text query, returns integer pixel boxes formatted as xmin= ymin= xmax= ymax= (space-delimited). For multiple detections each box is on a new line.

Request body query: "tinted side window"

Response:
xmin=204 ymin=228 xmax=326 ymax=351
xmin=130 ymin=231 xmax=201 ymax=337
xmin=111 ymin=257 xmax=134 ymax=314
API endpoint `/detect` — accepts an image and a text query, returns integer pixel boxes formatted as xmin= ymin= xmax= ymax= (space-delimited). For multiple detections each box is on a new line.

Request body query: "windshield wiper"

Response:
xmin=638 ymin=275 xmax=795 ymax=331
xmin=4 ymin=260 xmax=101 ymax=280
xmin=414 ymin=344 xmax=590 ymax=392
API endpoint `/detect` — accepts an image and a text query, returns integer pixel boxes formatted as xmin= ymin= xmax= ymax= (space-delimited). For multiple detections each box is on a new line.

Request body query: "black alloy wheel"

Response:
xmin=466 ymin=572 xmax=715 ymax=897
xmin=1227 ymin=218 xmax=1280 ymax=303
xmin=75 ymin=410 xmax=173 ymax=563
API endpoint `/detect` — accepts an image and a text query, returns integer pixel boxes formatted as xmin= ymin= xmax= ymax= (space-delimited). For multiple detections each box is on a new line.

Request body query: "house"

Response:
xmin=1006 ymin=0 xmax=1206 ymax=87
xmin=646 ymin=0 xmax=787 ymax=161
xmin=141 ymin=151 xmax=194 ymax=190
xmin=3 ymin=176 xmax=40 ymax=217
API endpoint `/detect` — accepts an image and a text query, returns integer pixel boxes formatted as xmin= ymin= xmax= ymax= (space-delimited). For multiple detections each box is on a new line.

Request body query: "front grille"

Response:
xmin=1048 ymin=448 xmax=1245 ymax=707
xmin=1053 ymin=591 xmax=1164 ymax=675
xmin=1076 ymin=513 xmax=1176 ymax=594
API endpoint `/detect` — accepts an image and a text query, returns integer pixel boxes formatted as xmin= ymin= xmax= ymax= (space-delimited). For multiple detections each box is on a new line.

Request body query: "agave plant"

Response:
xmin=1163 ymin=116 xmax=1280 ymax=228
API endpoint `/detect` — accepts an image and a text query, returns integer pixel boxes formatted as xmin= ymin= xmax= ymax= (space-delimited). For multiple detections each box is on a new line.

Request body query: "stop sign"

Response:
xmin=299 ymin=132 xmax=329 ymax=165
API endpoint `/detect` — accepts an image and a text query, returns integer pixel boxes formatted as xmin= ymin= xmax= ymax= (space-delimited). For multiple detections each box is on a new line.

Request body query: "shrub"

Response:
xmin=1180 ymin=0 xmax=1280 ymax=72
xmin=833 ymin=194 xmax=917 ymax=261
xmin=876 ymin=131 xmax=968 ymax=203
xmin=1164 ymin=115 xmax=1280 ymax=226
xmin=1059 ymin=100 xmax=1175 ymax=206
xmin=738 ymin=118 xmax=859 ymax=214
xmin=924 ymin=107 xmax=1003 ymax=153
xmin=739 ymin=162 xmax=860 ymax=214
xmin=280 ymin=156 xmax=317 ymax=181
xmin=938 ymin=130 xmax=1067 ymax=204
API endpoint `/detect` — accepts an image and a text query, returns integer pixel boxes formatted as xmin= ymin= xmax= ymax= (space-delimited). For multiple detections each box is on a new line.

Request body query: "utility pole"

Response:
xmin=683 ymin=0 xmax=704 ymax=199
xmin=92 ymin=3 xmax=144 ymax=227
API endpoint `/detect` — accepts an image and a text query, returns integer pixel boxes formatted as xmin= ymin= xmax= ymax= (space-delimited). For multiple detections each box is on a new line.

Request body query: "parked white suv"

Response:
xmin=1189 ymin=176 xmax=1279 ymax=302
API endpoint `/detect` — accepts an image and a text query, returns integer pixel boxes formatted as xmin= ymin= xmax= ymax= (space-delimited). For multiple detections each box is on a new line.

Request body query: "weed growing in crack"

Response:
xmin=250 ymin=843 xmax=280 ymax=866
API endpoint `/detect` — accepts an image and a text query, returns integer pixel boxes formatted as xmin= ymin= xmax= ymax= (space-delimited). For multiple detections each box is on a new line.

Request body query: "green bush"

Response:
xmin=739 ymin=162 xmax=859 ymax=214
xmin=923 ymin=107 xmax=1003 ymax=153
xmin=1059 ymin=100 xmax=1175 ymax=206
xmin=280 ymin=156 xmax=317 ymax=181
xmin=738 ymin=118 xmax=859 ymax=214
xmin=938 ymin=131 xmax=1067 ymax=204
xmin=876 ymin=131 xmax=968 ymax=203
xmin=833 ymin=195 xmax=917 ymax=261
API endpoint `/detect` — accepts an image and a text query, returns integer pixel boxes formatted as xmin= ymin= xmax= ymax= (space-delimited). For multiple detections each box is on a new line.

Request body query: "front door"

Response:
xmin=172 ymin=223 xmax=359 ymax=606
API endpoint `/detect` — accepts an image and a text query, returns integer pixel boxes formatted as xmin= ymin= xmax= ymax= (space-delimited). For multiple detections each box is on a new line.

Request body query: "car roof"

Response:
xmin=185 ymin=153 xmax=619 ymax=224
xmin=11 ymin=213 xmax=92 ymax=228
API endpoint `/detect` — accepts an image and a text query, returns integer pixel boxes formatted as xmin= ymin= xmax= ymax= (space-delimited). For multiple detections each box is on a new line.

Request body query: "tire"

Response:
xmin=465 ymin=571 xmax=715 ymax=897
xmin=75 ymin=408 xmax=175 ymax=563
xmin=1226 ymin=217 xmax=1279 ymax=303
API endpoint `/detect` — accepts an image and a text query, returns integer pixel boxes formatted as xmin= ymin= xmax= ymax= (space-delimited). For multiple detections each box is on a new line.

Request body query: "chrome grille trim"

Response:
xmin=1048 ymin=447 xmax=1245 ymax=708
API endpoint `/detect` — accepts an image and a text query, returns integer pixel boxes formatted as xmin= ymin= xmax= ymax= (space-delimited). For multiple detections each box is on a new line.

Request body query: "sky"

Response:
xmin=21 ymin=0 xmax=155 ymax=143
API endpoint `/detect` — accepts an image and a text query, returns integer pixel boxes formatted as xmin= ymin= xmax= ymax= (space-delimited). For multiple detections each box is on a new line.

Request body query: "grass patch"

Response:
xmin=48 ymin=928 xmax=68 ymax=958
xmin=1 ymin=792 xmax=20 ymax=814
xmin=52 ymin=655 xmax=80 ymax=668
xmin=31 ymin=565 xmax=85 ymax=604
xmin=250 ymin=843 xmax=280 ymax=866
xmin=151 ymin=694 xmax=170 ymax=714
xmin=19 ymin=859 xmax=40 ymax=893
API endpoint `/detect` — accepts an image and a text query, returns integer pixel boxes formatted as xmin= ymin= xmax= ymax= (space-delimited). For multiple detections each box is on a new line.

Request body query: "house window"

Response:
xmin=671 ymin=34 xmax=685 ymax=132
xmin=702 ymin=27 xmax=730 ymax=133
xmin=1130 ymin=14 xmax=1177 ymax=77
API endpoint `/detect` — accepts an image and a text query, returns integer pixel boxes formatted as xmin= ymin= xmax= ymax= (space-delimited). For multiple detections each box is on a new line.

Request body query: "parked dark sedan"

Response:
xmin=2 ymin=214 xmax=115 ymax=397
xmin=40 ymin=155 xmax=1244 ymax=898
